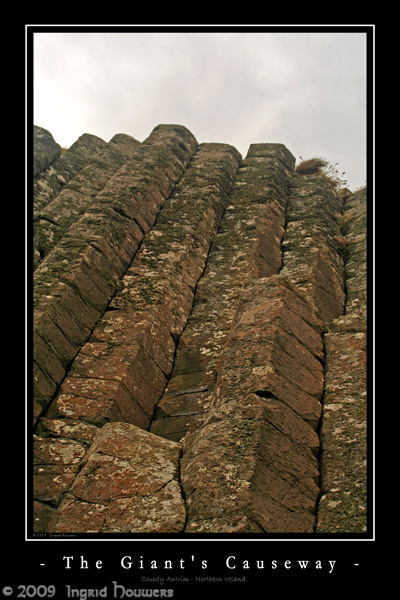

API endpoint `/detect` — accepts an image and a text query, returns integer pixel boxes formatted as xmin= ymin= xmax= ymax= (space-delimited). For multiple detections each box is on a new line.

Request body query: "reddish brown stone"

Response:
xmin=181 ymin=275 xmax=323 ymax=532
xmin=316 ymin=330 xmax=367 ymax=533
xmin=34 ymin=132 xmax=107 ymax=215
xmin=33 ymin=436 xmax=87 ymax=505
xmin=182 ymin=395 xmax=318 ymax=533
xmin=37 ymin=418 xmax=99 ymax=446
xmin=52 ymin=422 xmax=185 ymax=533
xmin=281 ymin=174 xmax=346 ymax=324
xmin=33 ymin=501 xmax=57 ymax=533
xmin=31 ymin=126 xmax=368 ymax=537
xmin=34 ymin=133 xmax=140 ymax=260
xmin=46 ymin=143 xmax=240 ymax=435
xmin=33 ymin=125 xmax=198 ymax=424
xmin=150 ymin=143 xmax=296 ymax=442
xmin=52 ymin=498 xmax=108 ymax=533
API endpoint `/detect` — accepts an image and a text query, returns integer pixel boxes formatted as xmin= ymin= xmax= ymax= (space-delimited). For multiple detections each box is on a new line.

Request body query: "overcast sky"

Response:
xmin=32 ymin=27 xmax=369 ymax=191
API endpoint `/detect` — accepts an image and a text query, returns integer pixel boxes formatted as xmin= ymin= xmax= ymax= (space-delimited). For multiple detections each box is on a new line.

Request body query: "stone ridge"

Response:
xmin=32 ymin=125 xmax=368 ymax=535
xmin=280 ymin=173 xmax=346 ymax=323
xmin=150 ymin=142 xmax=295 ymax=442
xmin=33 ymin=133 xmax=107 ymax=216
xmin=181 ymin=276 xmax=323 ymax=533
xmin=33 ymin=126 xmax=61 ymax=178
xmin=33 ymin=133 xmax=140 ymax=268
xmin=33 ymin=125 xmax=198 ymax=426
xmin=50 ymin=423 xmax=186 ymax=534
xmin=315 ymin=187 xmax=367 ymax=533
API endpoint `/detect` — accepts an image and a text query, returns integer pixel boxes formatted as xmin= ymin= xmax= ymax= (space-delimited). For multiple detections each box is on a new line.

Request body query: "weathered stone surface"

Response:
xmin=281 ymin=174 xmax=346 ymax=324
xmin=33 ymin=142 xmax=240 ymax=519
xmin=31 ymin=125 xmax=368 ymax=536
xmin=214 ymin=276 xmax=324 ymax=427
xmin=151 ymin=143 xmax=295 ymax=442
xmin=343 ymin=187 xmax=367 ymax=322
xmin=181 ymin=275 xmax=323 ymax=533
xmin=315 ymin=186 xmax=367 ymax=533
xmin=182 ymin=399 xmax=318 ymax=533
xmin=50 ymin=422 xmax=185 ymax=533
xmin=33 ymin=501 xmax=57 ymax=533
xmin=316 ymin=331 xmax=367 ymax=532
xmin=46 ymin=142 xmax=240 ymax=433
xmin=33 ymin=126 xmax=61 ymax=178
xmin=33 ymin=125 xmax=198 ymax=425
xmin=36 ymin=417 xmax=100 ymax=446
xmin=33 ymin=133 xmax=141 ymax=266
xmin=33 ymin=133 xmax=107 ymax=216
xmin=33 ymin=435 xmax=87 ymax=506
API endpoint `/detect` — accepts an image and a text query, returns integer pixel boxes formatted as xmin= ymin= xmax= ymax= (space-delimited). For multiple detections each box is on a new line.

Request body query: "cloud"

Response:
xmin=32 ymin=29 xmax=368 ymax=190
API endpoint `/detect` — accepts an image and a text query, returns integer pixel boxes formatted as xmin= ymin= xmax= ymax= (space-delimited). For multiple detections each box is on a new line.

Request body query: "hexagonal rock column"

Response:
xmin=316 ymin=328 xmax=367 ymax=532
xmin=49 ymin=422 xmax=185 ymax=533
xmin=33 ymin=142 xmax=241 ymax=529
xmin=316 ymin=187 xmax=367 ymax=533
xmin=340 ymin=187 xmax=367 ymax=324
xmin=150 ymin=143 xmax=295 ymax=442
xmin=33 ymin=125 xmax=198 ymax=426
xmin=33 ymin=132 xmax=107 ymax=215
xmin=33 ymin=126 xmax=61 ymax=178
xmin=281 ymin=173 xmax=346 ymax=325
xmin=33 ymin=133 xmax=140 ymax=266
xmin=181 ymin=275 xmax=324 ymax=533
xmin=45 ymin=142 xmax=240 ymax=431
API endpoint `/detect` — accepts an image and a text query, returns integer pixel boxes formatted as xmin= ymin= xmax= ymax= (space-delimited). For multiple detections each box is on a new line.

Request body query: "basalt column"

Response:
xmin=33 ymin=125 xmax=198 ymax=427
xmin=151 ymin=143 xmax=295 ymax=442
xmin=280 ymin=172 xmax=346 ymax=324
xmin=37 ymin=423 xmax=187 ymax=534
xmin=33 ymin=126 xmax=62 ymax=179
xmin=33 ymin=133 xmax=141 ymax=268
xmin=169 ymin=144 xmax=325 ymax=533
xmin=280 ymin=174 xmax=367 ymax=533
xmin=180 ymin=160 xmax=352 ymax=533
xmin=43 ymin=143 xmax=240 ymax=430
xmin=316 ymin=187 xmax=367 ymax=533
xmin=31 ymin=124 xmax=368 ymax=535
xmin=33 ymin=142 xmax=241 ymax=532
xmin=181 ymin=276 xmax=324 ymax=533
xmin=33 ymin=132 xmax=107 ymax=216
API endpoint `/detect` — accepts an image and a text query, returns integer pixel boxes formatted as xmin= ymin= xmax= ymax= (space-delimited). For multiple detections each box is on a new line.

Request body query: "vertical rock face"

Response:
xmin=45 ymin=142 xmax=240 ymax=432
xmin=50 ymin=423 xmax=185 ymax=534
xmin=33 ymin=133 xmax=140 ymax=267
xmin=150 ymin=143 xmax=295 ymax=442
xmin=33 ymin=125 xmax=198 ymax=426
xmin=33 ymin=133 xmax=107 ymax=215
xmin=315 ymin=187 xmax=367 ymax=533
xmin=33 ymin=126 xmax=61 ymax=178
xmin=181 ymin=276 xmax=323 ymax=533
xmin=280 ymin=173 xmax=346 ymax=324
xmin=31 ymin=125 xmax=369 ymax=535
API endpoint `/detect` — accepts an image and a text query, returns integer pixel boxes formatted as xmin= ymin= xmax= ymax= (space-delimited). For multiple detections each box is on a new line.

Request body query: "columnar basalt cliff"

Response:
xmin=32 ymin=124 xmax=368 ymax=535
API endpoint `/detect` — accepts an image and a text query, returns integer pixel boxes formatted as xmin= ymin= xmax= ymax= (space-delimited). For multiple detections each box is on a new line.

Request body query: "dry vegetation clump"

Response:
xmin=296 ymin=156 xmax=348 ymax=191
xmin=296 ymin=157 xmax=328 ymax=175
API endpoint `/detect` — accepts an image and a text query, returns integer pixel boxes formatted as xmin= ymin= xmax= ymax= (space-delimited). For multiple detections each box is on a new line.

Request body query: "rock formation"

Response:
xmin=31 ymin=124 xmax=368 ymax=535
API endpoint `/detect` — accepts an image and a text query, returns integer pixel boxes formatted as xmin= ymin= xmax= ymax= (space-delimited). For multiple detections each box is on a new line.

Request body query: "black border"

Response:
xmin=22 ymin=24 xmax=376 ymax=596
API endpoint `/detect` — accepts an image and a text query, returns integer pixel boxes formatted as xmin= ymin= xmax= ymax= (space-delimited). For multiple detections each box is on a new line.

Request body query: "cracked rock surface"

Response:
xmin=50 ymin=423 xmax=185 ymax=533
xmin=32 ymin=125 xmax=368 ymax=535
